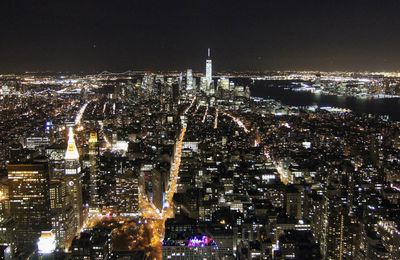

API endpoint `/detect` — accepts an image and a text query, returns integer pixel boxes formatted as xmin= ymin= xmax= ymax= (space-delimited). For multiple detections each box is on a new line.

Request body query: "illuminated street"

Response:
xmin=222 ymin=111 xmax=250 ymax=133
xmin=74 ymin=102 xmax=90 ymax=126
xmin=135 ymin=97 xmax=194 ymax=259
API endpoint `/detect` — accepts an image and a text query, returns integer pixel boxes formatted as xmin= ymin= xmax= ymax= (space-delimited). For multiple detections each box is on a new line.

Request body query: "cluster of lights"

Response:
xmin=74 ymin=102 xmax=90 ymax=126
xmin=187 ymin=235 xmax=216 ymax=248
xmin=214 ymin=108 xmax=219 ymax=129
xmin=37 ymin=231 xmax=56 ymax=255
xmin=84 ymin=98 xmax=196 ymax=259
xmin=133 ymin=98 xmax=194 ymax=259
xmin=184 ymin=96 xmax=196 ymax=114
xmin=202 ymin=104 xmax=208 ymax=123
xmin=222 ymin=112 xmax=250 ymax=133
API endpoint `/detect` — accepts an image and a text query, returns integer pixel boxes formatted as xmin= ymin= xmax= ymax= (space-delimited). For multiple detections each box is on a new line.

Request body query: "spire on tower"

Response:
xmin=65 ymin=127 xmax=79 ymax=160
xmin=205 ymin=48 xmax=213 ymax=91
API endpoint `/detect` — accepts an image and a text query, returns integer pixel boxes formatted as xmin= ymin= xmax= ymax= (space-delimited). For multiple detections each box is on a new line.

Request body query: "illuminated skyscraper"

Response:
xmin=88 ymin=132 xmax=98 ymax=155
xmin=186 ymin=69 xmax=193 ymax=91
xmin=206 ymin=48 xmax=212 ymax=89
xmin=65 ymin=128 xmax=80 ymax=164
xmin=8 ymin=161 xmax=51 ymax=254
xmin=49 ymin=179 xmax=76 ymax=250
xmin=115 ymin=169 xmax=139 ymax=215
xmin=0 ymin=177 xmax=8 ymax=222
xmin=200 ymin=77 xmax=208 ymax=92
xmin=88 ymin=132 xmax=100 ymax=211
xmin=218 ymin=78 xmax=230 ymax=91
xmin=64 ymin=127 xmax=83 ymax=232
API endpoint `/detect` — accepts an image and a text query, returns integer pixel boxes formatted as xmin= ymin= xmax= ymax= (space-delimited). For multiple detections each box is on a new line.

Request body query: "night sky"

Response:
xmin=1 ymin=0 xmax=400 ymax=73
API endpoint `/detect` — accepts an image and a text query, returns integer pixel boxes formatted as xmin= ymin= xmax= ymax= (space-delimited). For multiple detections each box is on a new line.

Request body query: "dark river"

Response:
xmin=249 ymin=80 xmax=400 ymax=121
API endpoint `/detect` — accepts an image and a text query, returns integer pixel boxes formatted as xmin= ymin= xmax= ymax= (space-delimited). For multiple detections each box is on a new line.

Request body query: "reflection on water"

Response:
xmin=250 ymin=80 xmax=400 ymax=121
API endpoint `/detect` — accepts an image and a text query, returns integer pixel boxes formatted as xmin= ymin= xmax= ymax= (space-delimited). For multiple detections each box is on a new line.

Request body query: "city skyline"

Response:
xmin=1 ymin=50 xmax=400 ymax=259
xmin=1 ymin=1 xmax=400 ymax=259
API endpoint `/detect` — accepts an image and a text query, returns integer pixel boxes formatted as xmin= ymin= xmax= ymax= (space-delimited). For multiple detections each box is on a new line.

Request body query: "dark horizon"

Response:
xmin=1 ymin=0 xmax=400 ymax=73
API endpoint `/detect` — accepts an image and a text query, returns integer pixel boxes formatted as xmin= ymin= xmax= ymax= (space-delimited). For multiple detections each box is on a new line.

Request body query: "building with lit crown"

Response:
xmin=64 ymin=127 xmax=83 ymax=232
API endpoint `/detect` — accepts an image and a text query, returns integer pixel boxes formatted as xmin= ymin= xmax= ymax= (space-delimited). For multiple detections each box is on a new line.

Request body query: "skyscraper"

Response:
xmin=0 ymin=176 xmax=8 ymax=222
xmin=49 ymin=179 xmax=76 ymax=250
xmin=186 ymin=69 xmax=193 ymax=91
xmin=284 ymin=185 xmax=302 ymax=220
xmin=115 ymin=169 xmax=139 ymax=215
xmin=200 ymin=77 xmax=208 ymax=93
xmin=88 ymin=132 xmax=100 ymax=211
xmin=64 ymin=127 xmax=83 ymax=232
xmin=8 ymin=161 xmax=51 ymax=254
xmin=151 ymin=168 xmax=168 ymax=212
xmin=206 ymin=48 xmax=212 ymax=89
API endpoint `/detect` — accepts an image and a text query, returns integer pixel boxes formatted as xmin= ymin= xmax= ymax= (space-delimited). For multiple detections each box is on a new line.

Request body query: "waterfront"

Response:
xmin=250 ymin=80 xmax=400 ymax=121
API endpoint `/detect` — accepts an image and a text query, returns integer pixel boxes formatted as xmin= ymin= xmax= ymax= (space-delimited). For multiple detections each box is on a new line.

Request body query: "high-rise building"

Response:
xmin=200 ymin=77 xmax=208 ymax=93
xmin=172 ymin=83 xmax=180 ymax=105
xmin=284 ymin=185 xmax=302 ymax=220
xmin=64 ymin=127 xmax=83 ymax=232
xmin=49 ymin=180 xmax=76 ymax=250
xmin=88 ymin=132 xmax=98 ymax=156
xmin=46 ymin=143 xmax=66 ymax=179
xmin=0 ymin=176 xmax=9 ymax=222
xmin=322 ymin=193 xmax=345 ymax=259
xmin=186 ymin=69 xmax=193 ymax=91
xmin=206 ymin=48 xmax=212 ymax=90
xmin=151 ymin=168 xmax=168 ymax=212
xmin=115 ymin=169 xmax=139 ymax=215
xmin=8 ymin=161 xmax=51 ymax=254
xmin=218 ymin=78 xmax=229 ymax=91
xmin=65 ymin=128 xmax=80 ymax=168
xmin=0 ymin=175 xmax=13 ymax=251
xmin=88 ymin=132 xmax=100 ymax=211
